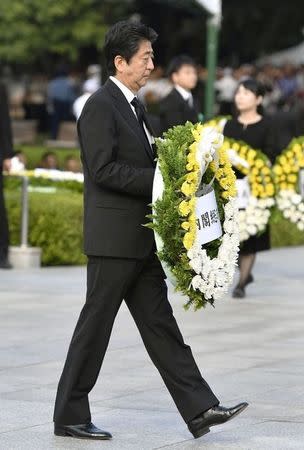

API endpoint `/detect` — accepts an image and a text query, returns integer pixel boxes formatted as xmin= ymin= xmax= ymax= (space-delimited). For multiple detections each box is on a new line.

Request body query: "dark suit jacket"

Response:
xmin=0 ymin=83 xmax=14 ymax=165
xmin=159 ymin=87 xmax=199 ymax=134
xmin=77 ymin=78 xmax=156 ymax=258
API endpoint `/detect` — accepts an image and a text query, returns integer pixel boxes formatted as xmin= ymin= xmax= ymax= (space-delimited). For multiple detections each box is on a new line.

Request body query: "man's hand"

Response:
xmin=3 ymin=158 xmax=12 ymax=172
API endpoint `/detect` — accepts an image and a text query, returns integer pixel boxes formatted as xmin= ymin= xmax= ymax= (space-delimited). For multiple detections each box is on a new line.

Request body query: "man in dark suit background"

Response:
xmin=0 ymin=82 xmax=14 ymax=269
xmin=159 ymin=55 xmax=200 ymax=134
xmin=53 ymin=21 xmax=247 ymax=441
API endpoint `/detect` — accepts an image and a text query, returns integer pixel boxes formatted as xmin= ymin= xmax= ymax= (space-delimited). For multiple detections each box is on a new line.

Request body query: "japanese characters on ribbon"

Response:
xmin=195 ymin=189 xmax=223 ymax=246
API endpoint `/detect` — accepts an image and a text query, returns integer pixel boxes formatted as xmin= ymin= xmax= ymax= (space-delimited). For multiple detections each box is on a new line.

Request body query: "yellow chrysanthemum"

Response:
xmin=247 ymin=149 xmax=256 ymax=160
xmin=286 ymin=150 xmax=294 ymax=159
xmin=287 ymin=174 xmax=297 ymax=183
xmin=265 ymin=185 xmax=275 ymax=196
xmin=186 ymin=172 xmax=198 ymax=183
xmin=255 ymin=159 xmax=264 ymax=169
xmin=262 ymin=166 xmax=271 ymax=175
xmin=273 ymin=166 xmax=283 ymax=175
xmin=279 ymin=155 xmax=287 ymax=165
xmin=183 ymin=231 xmax=195 ymax=250
xmin=181 ymin=181 xmax=196 ymax=196
xmin=187 ymin=153 xmax=197 ymax=164
xmin=179 ymin=200 xmax=191 ymax=216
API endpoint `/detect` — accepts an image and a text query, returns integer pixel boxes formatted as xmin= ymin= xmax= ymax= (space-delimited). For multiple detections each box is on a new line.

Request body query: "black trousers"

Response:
xmin=0 ymin=173 xmax=9 ymax=261
xmin=53 ymin=251 xmax=219 ymax=425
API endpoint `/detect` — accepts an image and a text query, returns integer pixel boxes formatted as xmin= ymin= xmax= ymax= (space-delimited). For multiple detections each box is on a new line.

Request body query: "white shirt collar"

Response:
xmin=174 ymin=84 xmax=192 ymax=102
xmin=109 ymin=76 xmax=154 ymax=144
xmin=109 ymin=76 xmax=135 ymax=104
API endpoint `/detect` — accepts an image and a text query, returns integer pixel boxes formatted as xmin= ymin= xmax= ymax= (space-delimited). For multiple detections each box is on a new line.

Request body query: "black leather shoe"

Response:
xmin=54 ymin=422 xmax=112 ymax=440
xmin=232 ymin=285 xmax=245 ymax=298
xmin=0 ymin=259 xmax=12 ymax=269
xmin=188 ymin=402 xmax=248 ymax=439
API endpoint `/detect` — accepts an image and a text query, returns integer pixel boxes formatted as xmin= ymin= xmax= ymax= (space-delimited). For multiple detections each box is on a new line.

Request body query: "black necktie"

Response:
xmin=131 ymin=97 xmax=155 ymax=155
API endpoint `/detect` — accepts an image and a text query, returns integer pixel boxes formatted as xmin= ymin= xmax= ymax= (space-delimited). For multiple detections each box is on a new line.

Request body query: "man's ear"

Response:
xmin=114 ymin=55 xmax=126 ymax=74
xmin=171 ymin=72 xmax=178 ymax=85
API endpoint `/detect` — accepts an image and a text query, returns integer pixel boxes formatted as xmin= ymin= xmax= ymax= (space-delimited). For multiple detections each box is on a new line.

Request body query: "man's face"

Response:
xmin=114 ymin=40 xmax=154 ymax=93
xmin=172 ymin=64 xmax=198 ymax=91
xmin=46 ymin=155 xmax=57 ymax=169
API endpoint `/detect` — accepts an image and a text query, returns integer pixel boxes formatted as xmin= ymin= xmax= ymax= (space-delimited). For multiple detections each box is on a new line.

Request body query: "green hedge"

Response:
xmin=4 ymin=174 xmax=83 ymax=193
xmin=5 ymin=188 xmax=86 ymax=266
xmin=270 ymin=211 xmax=304 ymax=248
xmin=4 ymin=184 xmax=304 ymax=266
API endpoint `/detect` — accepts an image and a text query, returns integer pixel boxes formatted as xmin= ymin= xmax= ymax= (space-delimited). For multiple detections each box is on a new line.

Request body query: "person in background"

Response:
xmin=73 ymin=76 xmax=100 ymax=121
xmin=64 ymin=155 xmax=82 ymax=173
xmin=47 ymin=66 xmax=77 ymax=140
xmin=10 ymin=150 xmax=27 ymax=172
xmin=138 ymin=65 xmax=172 ymax=106
xmin=23 ymin=73 xmax=48 ymax=132
xmin=224 ymin=79 xmax=275 ymax=298
xmin=215 ymin=67 xmax=238 ymax=116
xmin=83 ymin=64 xmax=101 ymax=93
xmin=159 ymin=55 xmax=199 ymax=134
xmin=0 ymin=82 xmax=14 ymax=269
xmin=39 ymin=151 xmax=59 ymax=170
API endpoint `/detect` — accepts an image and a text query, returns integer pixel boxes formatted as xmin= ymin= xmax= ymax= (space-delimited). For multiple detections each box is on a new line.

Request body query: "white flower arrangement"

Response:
xmin=221 ymin=138 xmax=275 ymax=242
xmin=276 ymin=190 xmax=304 ymax=231
xmin=273 ymin=137 xmax=304 ymax=232
xmin=188 ymin=197 xmax=239 ymax=300
xmin=237 ymin=196 xmax=275 ymax=241
xmin=9 ymin=168 xmax=84 ymax=183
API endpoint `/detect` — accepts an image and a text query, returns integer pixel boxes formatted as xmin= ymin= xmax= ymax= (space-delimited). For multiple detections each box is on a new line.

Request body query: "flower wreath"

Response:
xmin=149 ymin=122 xmax=239 ymax=310
xmin=221 ymin=138 xmax=275 ymax=242
xmin=273 ymin=137 xmax=304 ymax=231
xmin=203 ymin=115 xmax=230 ymax=133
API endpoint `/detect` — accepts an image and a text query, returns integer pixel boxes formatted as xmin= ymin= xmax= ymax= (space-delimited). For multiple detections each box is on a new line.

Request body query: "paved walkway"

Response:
xmin=0 ymin=246 xmax=303 ymax=450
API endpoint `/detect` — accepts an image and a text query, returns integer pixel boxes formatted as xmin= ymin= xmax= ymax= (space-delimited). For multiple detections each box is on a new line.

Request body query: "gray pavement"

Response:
xmin=0 ymin=246 xmax=304 ymax=450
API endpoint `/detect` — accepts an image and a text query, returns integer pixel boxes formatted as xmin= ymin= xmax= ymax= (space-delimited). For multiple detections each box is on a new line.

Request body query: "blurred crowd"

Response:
xmin=2 ymin=64 xmax=102 ymax=139
xmin=10 ymin=150 xmax=82 ymax=173
xmin=1 ymin=60 xmax=304 ymax=150
xmin=138 ymin=62 xmax=304 ymax=118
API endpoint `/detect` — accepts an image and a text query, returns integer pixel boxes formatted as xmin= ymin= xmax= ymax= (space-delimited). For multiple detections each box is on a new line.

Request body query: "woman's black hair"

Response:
xmin=237 ymin=78 xmax=265 ymax=97
xmin=104 ymin=20 xmax=158 ymax=76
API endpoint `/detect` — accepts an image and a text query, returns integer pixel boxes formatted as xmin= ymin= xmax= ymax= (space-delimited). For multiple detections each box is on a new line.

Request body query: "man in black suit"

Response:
xmin=53 ymin=21 xmax=248 ymax=441
xmin=159 ymin=55 xmax=200 ymax=134
xmin=0 ymin=82 xmax=14 ymax=269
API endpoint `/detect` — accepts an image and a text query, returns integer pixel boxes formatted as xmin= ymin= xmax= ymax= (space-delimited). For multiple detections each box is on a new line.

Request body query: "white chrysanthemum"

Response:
xmin=188 ymin=196 xmax=239 ymax=300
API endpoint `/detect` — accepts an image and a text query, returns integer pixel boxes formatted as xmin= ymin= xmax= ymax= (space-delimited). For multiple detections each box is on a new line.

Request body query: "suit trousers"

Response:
xmin=53 ymin=250 xmax=219 ymax=425
xmin=0 ymin=173 xmax=9 ymax=261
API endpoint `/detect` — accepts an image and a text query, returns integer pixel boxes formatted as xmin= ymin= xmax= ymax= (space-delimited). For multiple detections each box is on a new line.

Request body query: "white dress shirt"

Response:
xmin=174 ymin=84 xmax=193 ymax=107
xmin=109 ymin=76 xmax=154 ymax=145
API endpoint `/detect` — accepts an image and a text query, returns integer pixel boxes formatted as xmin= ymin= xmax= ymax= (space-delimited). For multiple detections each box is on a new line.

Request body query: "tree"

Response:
xmin=0 ymin=0 xmax=133 ymax=65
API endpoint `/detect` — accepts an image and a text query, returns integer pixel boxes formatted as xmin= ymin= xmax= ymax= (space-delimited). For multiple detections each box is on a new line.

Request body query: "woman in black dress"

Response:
xmin=224 ymin=79 xmax=275 ymax=298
